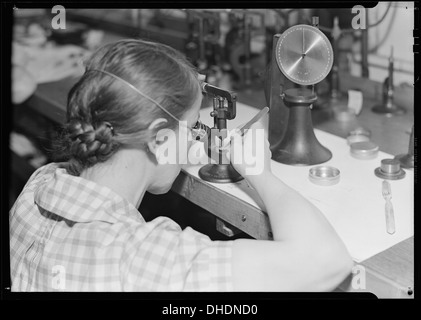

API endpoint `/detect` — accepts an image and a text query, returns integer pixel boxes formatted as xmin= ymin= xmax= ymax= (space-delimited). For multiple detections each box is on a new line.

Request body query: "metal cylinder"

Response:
xmin=380 ymin=159 xmax=401 ymax=174
xmin=350 ymin=141 xmax=379 ymax=160
xmin=361 ymin=9 xmax=369 ymax=78
xmin=375 ymin=158 xmax=406 ymax=180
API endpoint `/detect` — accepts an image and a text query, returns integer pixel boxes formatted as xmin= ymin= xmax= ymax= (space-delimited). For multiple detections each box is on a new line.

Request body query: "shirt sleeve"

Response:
xmin=119 ymin=216 xmax=234 ymax=292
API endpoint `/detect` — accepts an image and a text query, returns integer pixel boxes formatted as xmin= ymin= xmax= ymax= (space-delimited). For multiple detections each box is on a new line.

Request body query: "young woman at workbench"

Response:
xmin=9 ymin=39 xmax=353 ymax=291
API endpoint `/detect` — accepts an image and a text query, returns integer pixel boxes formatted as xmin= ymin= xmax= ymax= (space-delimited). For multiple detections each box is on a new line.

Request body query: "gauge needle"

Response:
xmin=302 ymin=27 xmax=306 ymax=58
xmin=286 ymin=28 xmax=305 ymax=74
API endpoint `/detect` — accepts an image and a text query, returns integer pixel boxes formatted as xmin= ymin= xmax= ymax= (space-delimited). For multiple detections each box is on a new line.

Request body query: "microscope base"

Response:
xmin=314 ymin=91 xmax=347 ymax=110
xmin=199 ymin=164 xmax=243 ymax=183
xmin=394 ymin=153 xmax=414 ymax=170
xmin=372 ymin=103 xmax=406 ymax=116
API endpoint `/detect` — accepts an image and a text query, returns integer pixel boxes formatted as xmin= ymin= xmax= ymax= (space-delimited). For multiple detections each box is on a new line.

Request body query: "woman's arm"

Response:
xmin=228 ymin=123 xmax=353 ymax=291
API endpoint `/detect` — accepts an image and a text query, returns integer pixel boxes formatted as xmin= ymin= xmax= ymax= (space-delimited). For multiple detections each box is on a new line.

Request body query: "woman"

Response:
xmin=9 ymin=39 xmax=353 ymax=291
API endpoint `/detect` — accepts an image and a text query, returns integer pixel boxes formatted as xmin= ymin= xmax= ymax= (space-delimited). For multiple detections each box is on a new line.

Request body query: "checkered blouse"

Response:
xmin=9 ymin=163 xmax=233 ymax=291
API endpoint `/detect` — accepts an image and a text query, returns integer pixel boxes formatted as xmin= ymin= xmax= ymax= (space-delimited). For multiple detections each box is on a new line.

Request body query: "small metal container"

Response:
xmin=349 ymin=127 xmax=371 ymax=138
xmin=309 ymin=166 xmax=340 ymax=186
xmin=350 ymin=141 xmax=379 ymax=160
xmin=347 ymin=127 xmax=371 ymax=145
xmin=375 ymin=158 xmax=406 ymax=180
xmin=347 ymin=134 xmax=370 ymax=145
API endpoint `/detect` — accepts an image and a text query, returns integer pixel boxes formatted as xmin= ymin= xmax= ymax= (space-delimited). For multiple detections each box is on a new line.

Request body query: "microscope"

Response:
xmin=195 ymin=82 xmax=244 ymax=183
xmin=372 ymin=47 xmax=406 ymax=116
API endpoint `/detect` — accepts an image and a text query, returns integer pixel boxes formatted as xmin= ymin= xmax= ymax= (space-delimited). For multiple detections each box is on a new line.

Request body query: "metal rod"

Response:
xmin=389 ymin=46 xmax=394 ymax=88
xmin=198 ymin=16 xmax=205 ymax=63
xmin=361 ymin=8 xmax=370 ymax=78
xmin=351 ymin=56 xmax=414 ymax=76
xmin=243 ymin=14 xmax=252 ymax=86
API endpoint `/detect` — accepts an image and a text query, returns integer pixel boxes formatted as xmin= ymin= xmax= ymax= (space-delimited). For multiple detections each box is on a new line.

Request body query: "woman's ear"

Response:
xmin=146 ymin=118 xmax=178 ymax=164
xmin=146 ymin=118 xmax=168 ymax=156
xmin=198 ymin=73 xmax=206 ymax=82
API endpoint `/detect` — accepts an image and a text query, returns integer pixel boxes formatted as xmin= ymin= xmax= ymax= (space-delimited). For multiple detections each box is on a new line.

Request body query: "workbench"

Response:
xmin=15 ymin=71 xmax=414 ymax=298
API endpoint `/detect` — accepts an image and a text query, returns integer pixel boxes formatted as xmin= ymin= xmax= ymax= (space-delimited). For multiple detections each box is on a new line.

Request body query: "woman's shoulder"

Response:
xmin=28 ymin=162 xmax=60 ymax=182
xmin=18 ymin=162 xmax=65 ymax=194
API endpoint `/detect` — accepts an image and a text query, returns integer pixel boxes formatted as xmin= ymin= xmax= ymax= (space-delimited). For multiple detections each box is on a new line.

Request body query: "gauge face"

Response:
xmin=275 ymin=24 xmax=333 ymax=86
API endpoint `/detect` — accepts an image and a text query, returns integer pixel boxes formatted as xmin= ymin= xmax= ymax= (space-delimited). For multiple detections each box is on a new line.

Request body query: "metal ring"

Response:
xmin=309 ymin=166 xmax=340 ymax=186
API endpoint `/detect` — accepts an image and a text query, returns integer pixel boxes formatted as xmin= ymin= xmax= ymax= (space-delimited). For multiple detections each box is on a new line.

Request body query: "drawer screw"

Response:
xmin=241 ymin=215 xmax=247 ymax=222
xmin=407 ymin=287 xmax=413 ymax=295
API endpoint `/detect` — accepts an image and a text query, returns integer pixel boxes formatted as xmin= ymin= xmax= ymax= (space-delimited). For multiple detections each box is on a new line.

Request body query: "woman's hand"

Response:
xmin=228 ymin=121 xmax=272 ymax=188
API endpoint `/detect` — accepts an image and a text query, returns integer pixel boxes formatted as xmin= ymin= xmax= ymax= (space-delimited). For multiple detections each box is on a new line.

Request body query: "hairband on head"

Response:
xmin=87 ymin=68 xmax=182 ymax=123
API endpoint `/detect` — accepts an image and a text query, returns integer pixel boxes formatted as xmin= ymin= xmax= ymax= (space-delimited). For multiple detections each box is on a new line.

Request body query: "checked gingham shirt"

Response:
xmin=10 ymin=163 xmax=234 ymax=291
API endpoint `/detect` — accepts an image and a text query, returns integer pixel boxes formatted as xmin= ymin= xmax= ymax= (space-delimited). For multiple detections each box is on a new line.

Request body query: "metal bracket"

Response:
xmin=216 ymin=218 xmax=242 ymax=237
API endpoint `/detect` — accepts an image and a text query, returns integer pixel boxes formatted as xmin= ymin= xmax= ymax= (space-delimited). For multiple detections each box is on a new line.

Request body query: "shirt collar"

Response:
xmin=34 ymin=163 xmax=143 ymax=224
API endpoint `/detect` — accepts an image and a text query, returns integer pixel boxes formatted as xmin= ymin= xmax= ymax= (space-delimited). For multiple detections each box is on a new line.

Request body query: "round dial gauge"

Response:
xmin=275 ymin=24 xmax=334 ymax=86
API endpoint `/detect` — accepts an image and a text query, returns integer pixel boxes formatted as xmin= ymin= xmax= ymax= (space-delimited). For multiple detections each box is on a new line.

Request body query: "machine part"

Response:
xmin=395 ymin=125 xmax=414 ymax=169
xmin=309 ymin=166 xmax=340 ymax=186
xmin=372 ymin=47 xmax=406 ymax=116
xmin=347 ymin=127 xmax=371 ymax=145
xmin=201 ymin=82 xmax=236 ymax=119
xmin=199 ymin=82 xmax=243 ymax=183
xmin=275 ymin=24 xmax=334 ymax=86
xmin=347 ymin=134 xmax=370 ymax=145
xmin=349 ymin=127 xmax=371 ymax=138
xmin=215 ymin=218 xmax=242 ymax=237
xmin=375 ymin=158 xmax=406 ymax=180
xmin=185 ymin=10 xmax=222 ymax=77
xmin=271 ymin=20 xmax=333 ymax=166
xmin=228 ymin=42 xmax=266 ymax=90
xmin=272 ymin=87 xmax=332 ymax=165
xmin=397 ymin=153 xmax=415 ymax=170
xmin=361 ymin=17 xmax=369 ymax=78
xmin=199 ymin=163 xmax=243 ymax=183
xmin=350 ymin=141 xmax=379 ymax=160
xmin=371 ymin=78 xmax=406 ymax=116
